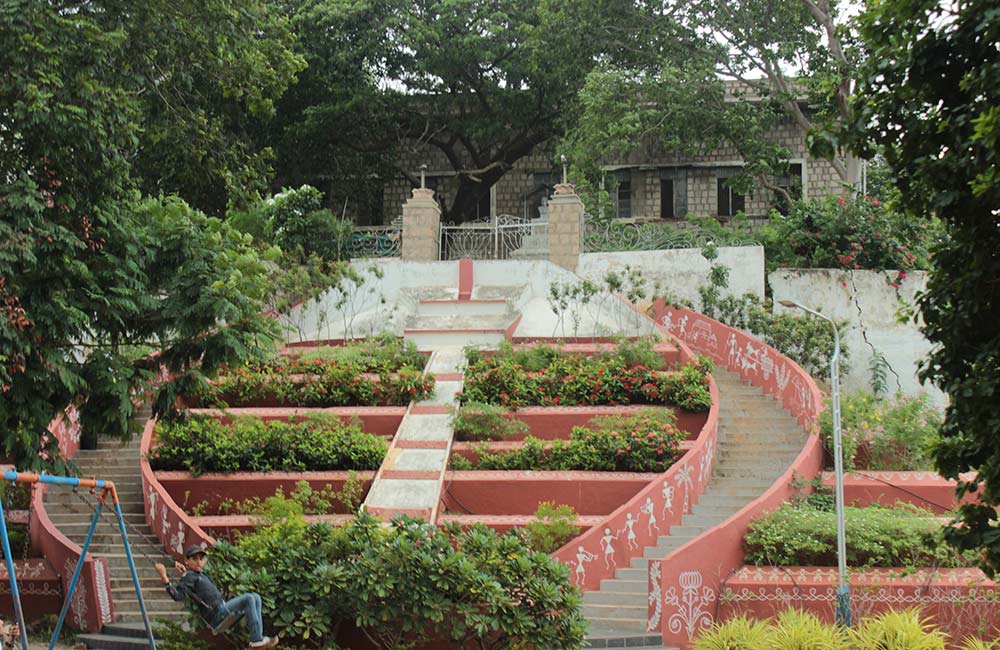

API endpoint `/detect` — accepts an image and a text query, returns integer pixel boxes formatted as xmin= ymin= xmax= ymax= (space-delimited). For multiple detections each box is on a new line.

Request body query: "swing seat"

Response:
xmin=211 ymin=613 xmax=243 ymax=636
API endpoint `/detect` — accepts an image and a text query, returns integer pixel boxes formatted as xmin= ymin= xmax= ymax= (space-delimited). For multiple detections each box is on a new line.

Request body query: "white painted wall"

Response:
xmin=577 ymin=246 xmax=765 ymax=310
xmin=282 ymin=260 xmax=459 ymax=341
xmin=770 ymin=269 xmax=945 ymax=405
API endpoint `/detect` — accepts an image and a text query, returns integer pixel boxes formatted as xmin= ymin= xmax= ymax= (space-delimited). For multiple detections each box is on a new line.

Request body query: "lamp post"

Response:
xmin=778 ymin=299 xmax=851 ymax=626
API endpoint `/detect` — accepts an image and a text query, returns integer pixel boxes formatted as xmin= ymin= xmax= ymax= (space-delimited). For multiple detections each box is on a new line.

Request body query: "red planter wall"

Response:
xmin=824 ymin=470 xmax=981 ymax=514
xmin=719 ymin=566 xmax=999 ymax=642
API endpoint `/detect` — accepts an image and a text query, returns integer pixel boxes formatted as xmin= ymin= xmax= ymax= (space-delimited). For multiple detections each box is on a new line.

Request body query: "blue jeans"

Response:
xmin=214 ymin=592 xmax=263 ymax=643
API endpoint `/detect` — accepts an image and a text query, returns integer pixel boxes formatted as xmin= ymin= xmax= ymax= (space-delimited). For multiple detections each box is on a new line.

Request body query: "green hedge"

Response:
xmin=743 ymin=502 xmax=976 ymax=568
xmin=207 ymin=512 xmax=586 ymax=648
xmin=451 ymin=408 xmax=685 ymax=472
xmin=461 ymin=344 xmax=712 ymax=411
xmin=151 ymin=414 xmax=387 ymax=475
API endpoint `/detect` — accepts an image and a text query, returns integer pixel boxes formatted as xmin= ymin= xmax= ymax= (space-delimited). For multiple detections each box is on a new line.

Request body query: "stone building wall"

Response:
xmin=381 ymin=113 xmax=846 ymax=224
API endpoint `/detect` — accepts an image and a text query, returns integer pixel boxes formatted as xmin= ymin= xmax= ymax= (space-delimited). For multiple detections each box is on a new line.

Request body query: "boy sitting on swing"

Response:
xmin=156 ymin=544 xmax=278 ymax=649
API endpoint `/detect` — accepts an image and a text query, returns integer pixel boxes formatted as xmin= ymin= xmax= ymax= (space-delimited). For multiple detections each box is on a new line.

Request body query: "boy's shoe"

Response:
xmin=248 ymin=637 xmax=278 ymax=649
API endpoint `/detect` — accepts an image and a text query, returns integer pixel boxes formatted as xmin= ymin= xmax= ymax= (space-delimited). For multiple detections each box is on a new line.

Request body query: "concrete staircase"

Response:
xmin=43 ymin=434 xmax=187 ymax=649
xmin=581 ymin=369 xmax=808 ymax=648
xmin=402 ymin=285 xmax=523 ymax=349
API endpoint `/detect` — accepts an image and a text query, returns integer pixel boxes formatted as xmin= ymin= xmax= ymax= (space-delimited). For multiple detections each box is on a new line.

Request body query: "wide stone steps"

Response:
xmin=43 ymin=430 xmax=188 ymax=634
xmin=583 ymin=369 xmax=807 ymax=647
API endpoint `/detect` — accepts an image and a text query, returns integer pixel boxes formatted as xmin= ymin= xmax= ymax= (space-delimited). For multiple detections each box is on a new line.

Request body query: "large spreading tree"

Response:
xmin=0 ymin=0 xmax=300 ymax=468
xmin=268 ymin=0 xmax=660 ymax=223
xmin=844 ymin=0 xmax=1000 ymax=571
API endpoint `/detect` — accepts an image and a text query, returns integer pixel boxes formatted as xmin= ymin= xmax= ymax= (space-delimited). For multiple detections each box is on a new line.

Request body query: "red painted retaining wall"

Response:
xmin=26 ymin=407 xmax=114 ymax=631
xmin=155 ymin=471 xmax=374 ymax=515
xmin=441 ymin=471 xmax=661 ymax=516
xmin=648 ymin=305 xmax=824 ymax=648
xmin=824 ymin=471 xmax=979 ymax=514
xmin=719 ymin=566 xmax=1000 ymax=643
xmin=0 ymin=560 xmax=62 ymax=622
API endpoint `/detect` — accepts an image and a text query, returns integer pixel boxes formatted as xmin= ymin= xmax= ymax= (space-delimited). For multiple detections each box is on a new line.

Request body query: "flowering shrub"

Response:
xmin=151 ymin=414 xmax=387 ymax=475
xmin=760 ymin=195 xmax=941 ymax=278
xmin=821 ymin=391 xmax=942 ymax=471
xmin=203 ymin=361 xmax=435 ymax=407
xmin=461 ymin=345 xmax=712 ymax=411
xmin=451 ymin=408 xmax=685 ymax=472
xmin=451 ymin=402 xmax=530 ymax=441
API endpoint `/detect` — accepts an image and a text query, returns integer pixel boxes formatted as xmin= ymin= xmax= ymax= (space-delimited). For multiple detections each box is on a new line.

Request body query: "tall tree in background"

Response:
xmin=0 ymin=0 xmax=290 ymax=467
xmin=269 ymin=0 xmax=652 ymax=223
xmin=844 ymin=0 xmax=999 ymax=572
xmin=563 ymin=0 xmax=860 ymax=201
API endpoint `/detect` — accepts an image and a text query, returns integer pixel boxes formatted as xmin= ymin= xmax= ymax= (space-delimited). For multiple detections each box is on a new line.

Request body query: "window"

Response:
xmin=717 ymin=178 xmax=745 ymax=217
xmin=774 ymin=163 xmax=803 ymax=215
xmin=660 ymin=179 xmax=675 ymax=219
xmin=616 ymin=175 xmax=632 ymax=219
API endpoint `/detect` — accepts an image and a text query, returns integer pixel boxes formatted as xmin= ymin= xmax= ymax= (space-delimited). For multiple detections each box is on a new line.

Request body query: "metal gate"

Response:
xmin=438 ymin=215 xmax=548 ymax=260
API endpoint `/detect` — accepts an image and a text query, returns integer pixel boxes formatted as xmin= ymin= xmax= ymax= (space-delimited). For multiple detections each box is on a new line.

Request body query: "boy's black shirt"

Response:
xmin=165 ymin=570 xmax=225 ymax=620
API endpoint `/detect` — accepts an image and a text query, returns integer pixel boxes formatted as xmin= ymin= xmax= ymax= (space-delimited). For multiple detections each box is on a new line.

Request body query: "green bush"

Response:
xmin=451 ymin=402 xmax=530 ymax=442
xmin=204 ymin=352 xmax=435 ymax=407
xmin=522 ymin=502 xmax=581 ymax=553
xmin=850 ymin=609 xmax=947 ymax=650
xmin=699 ymin=291 xmax=846 ymax=381
xmin=207 ymin=512 xmax=586 ymax=649
xmin=151 ymin=414 xmax=387 ymax=475
xmin=294 ymin=335 xmax=424 ymax=372
xmin=743 ymin=502 xmax=977 ymax=568
xmin=758 ymin=194 xmax=941 ymax=275
xmin=694 ymin=614 xmax=774 ymax=650
xmin=821 ymin=391 xmax=942 ymax=471
xmin=693 ymin=608 xmax=991 ymax=650
xmin=461 ymin=343 xmax=712 ymax=411
xmin=454 ymin=408 xmax=684 ymax=473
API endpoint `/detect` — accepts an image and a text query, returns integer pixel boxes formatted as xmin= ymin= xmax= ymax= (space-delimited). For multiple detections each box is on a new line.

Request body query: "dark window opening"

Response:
xmin=660 ymin=179 xmax=675 ymax=219
xmin=774 ymin=163 xmax=803 ymax=215
xmin=717 ymin=178 xmax=745 ymax=217
xmin=616 ymin=178 xmax=632 ymax=219
xmin=477 ymin=189 xmax=491 ymax=220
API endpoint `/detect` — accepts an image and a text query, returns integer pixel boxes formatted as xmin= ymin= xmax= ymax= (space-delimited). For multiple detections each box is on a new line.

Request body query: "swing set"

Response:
xmin=0 ymin=471 xmax=157 ymax=650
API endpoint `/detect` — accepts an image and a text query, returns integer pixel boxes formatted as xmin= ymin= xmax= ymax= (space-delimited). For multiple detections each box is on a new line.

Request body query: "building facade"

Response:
xmin=381 ymin=113 xmax=846 ymax=224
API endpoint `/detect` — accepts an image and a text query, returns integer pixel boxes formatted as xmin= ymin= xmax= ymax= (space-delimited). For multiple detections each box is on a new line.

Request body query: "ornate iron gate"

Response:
xmin=438 ymin=215 xmax=548 ymax=260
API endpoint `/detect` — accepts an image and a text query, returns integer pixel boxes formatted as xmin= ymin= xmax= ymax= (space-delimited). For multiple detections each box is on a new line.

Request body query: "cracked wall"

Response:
xmin=769 ymin=268 xmax=945 ymax=406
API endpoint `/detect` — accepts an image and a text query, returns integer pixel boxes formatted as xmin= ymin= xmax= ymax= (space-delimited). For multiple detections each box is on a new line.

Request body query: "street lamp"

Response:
xmin=778 ymin=299 xmax=851 ymax=626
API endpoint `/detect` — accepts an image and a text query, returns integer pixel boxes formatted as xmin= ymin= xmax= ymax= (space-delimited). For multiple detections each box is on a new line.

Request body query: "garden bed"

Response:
xmin=190 ymin=336 xmax=435 ymax=408
xmin=149 ymin=413 xmax=388 ymax=475
xmin=461 ymin=340 xmax=712 ymax=411
xmin=453 ymin=404 xmax=707 ymax=441
xmin=187 ymin=406 xmax=406 ymax=438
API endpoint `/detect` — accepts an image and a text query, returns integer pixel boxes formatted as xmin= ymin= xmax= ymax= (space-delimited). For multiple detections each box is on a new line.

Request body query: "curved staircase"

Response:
xmin=582 ymin=369 xmax=808 ymax=649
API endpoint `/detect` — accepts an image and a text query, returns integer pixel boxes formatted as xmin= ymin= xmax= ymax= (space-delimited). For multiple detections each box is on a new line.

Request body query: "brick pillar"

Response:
xmin=402 ymin=188 xmax=441 ymax=261
xmin=547 ymin=183 xmax=583 ymax=271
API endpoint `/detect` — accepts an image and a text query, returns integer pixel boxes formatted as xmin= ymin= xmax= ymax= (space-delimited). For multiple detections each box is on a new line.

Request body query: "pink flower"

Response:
xmin=837 ymin=197 xmax=846 ymax=206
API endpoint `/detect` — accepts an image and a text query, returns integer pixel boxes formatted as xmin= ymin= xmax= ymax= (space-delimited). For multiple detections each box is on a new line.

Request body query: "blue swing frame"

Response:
xmin=0 ymin=471 xmax=156 ymax=650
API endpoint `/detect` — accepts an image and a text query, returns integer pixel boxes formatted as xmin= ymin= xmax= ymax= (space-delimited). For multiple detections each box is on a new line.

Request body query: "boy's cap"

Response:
xmin=184 ymin=544 xmax=209 ymax=558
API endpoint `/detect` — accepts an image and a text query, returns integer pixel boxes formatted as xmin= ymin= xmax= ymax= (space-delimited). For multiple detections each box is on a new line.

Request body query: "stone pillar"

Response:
xmin=547 ymin=183 xmax=583 ymax=271
xmin=401 ymin=188 xmax=441 ymax=261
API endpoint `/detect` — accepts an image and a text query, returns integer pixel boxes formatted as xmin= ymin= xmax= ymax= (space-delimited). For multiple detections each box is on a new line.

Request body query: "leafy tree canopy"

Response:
xmin=562 ymin=0 xmax=861 ymax=204
xmin=843 ymin=0 xmax=1000 ymax=573
xmin=0 ymin=0 xmax=293 ymax=468
xmin=268 ymin=0 xmax=664 ymax=223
